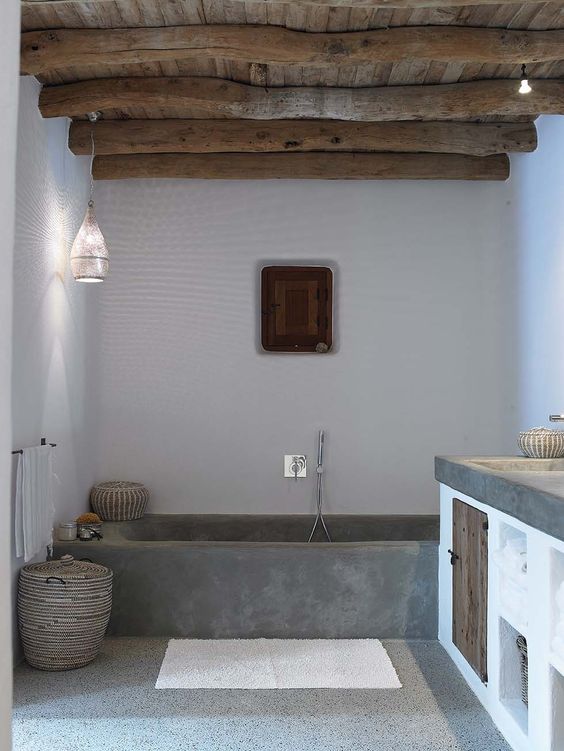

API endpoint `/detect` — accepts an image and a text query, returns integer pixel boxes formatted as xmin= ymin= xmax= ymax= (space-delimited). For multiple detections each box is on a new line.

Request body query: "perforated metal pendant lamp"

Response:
xmin=70 ymin=201 xmax=109 ymax=282
xmin=70 ymin=114 xmax=109 ymax=282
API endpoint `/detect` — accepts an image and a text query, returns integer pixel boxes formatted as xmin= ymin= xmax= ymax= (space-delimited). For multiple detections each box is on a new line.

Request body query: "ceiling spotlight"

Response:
xmin=519 ymin=64 xmax=532 ymax=94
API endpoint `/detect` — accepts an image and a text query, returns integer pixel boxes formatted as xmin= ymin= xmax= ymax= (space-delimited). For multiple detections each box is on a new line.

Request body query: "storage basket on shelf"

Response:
xmin=518 ymin=427 xmax=564 ymax=459
xmin=18 ymin=554 xmax=113 ymax=671
xmin=516 ymin=634 xmax=528 ymax=705
xmin=90 ymin=481 xmax=149 ymax=521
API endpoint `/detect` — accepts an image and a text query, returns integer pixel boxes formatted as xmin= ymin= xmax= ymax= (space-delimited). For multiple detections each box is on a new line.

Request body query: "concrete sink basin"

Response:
xmin=468 ymin=458 xmax=564 ymax=472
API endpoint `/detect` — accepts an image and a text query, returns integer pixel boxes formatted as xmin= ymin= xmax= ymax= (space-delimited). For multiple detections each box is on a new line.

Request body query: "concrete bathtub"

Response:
xmin=54 ymin=514 xmax=439 ymax=639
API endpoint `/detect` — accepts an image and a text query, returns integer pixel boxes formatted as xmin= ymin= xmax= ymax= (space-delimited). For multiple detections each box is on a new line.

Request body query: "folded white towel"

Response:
xmin=492 ymin=548 xmax=528 ymax=589
xmin=14 ymin=445 xmax=55 ymax=562
xmin=501 ymin=577 xmax=526 ymax=603
xmin=499 ymin=575 xmax=528 ymax=626
xmin=506 ymin=537 xmax=526 ymax=556
xmin=501 ymin=544 xmax=527 ymax=574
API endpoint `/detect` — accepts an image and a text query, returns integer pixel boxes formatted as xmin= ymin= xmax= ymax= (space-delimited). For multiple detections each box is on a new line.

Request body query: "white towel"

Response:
xmin=14 ymin=445 xmax=55 ymax=562
xmin=506 ymin=537 xmax=526 ymax=556
xmin=501 ymin=543 xmax=527 ymax=575
xmin=492 ymin=547 xmax=528 ymax=589
xmin=499 ymin=576 xmax=528 ymax=626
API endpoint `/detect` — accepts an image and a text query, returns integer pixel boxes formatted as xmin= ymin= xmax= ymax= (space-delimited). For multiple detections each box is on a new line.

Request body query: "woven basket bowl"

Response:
xmin=18 ymin=555 xmax=113 ymax=671
xmin=518 ymin=428 xmax=564 ymax=459
xmin=90 ymin=481 xmax=149 ymax=521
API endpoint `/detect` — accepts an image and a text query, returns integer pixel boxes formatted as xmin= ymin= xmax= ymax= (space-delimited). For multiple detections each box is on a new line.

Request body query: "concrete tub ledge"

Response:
xmin=54 ymin=514 xmax=439 ymax=640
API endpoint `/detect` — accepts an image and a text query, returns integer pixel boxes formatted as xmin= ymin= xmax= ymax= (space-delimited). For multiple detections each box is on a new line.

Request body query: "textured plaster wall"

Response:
xmin=11 ymin=77 xmax=94 ymax=651
xmin=0 ymin=1 xmax=20 ymax=744
xmin=509 ymin=116 xmax=564 ymax=431
xmin=91 ymin=178 xmax=518 ymax=515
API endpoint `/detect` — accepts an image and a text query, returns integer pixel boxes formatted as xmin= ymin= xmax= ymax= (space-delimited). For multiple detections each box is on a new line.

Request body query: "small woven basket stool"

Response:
xmin=90 ymin=481 xmax=149 ymax=521
xmin=18 ymin=555 xmax=113 ymax=671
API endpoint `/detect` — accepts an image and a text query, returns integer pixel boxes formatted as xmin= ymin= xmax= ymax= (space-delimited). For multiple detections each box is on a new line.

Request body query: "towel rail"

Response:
xmin=12 ymin=438 xmax=57 ymax=455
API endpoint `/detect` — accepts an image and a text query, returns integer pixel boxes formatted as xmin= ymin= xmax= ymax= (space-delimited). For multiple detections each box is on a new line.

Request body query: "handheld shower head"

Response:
xmin=308 ymin=429 xmax=331 ymax=543
xmin=317 ymin=429 xmax=324 ymax=467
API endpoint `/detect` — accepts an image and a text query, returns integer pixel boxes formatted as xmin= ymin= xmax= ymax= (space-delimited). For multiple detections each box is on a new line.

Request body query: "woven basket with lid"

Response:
xmin=90 ymin=481 xmax=149 ymax=521
xmin=18 ymin=554 xmax=113 ymax=671
xmin=518 ymin=427 xmax=564 ymax=458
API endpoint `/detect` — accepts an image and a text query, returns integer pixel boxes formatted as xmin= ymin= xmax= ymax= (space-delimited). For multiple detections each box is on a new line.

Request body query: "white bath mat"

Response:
xmin=155 ymin=638 xmax=402 ymax=689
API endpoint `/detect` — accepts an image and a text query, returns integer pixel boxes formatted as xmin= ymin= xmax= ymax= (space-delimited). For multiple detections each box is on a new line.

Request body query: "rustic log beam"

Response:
xmin=92 ymin=152 xmax=510 ymax=181
xmin=21 ymin=26 xmax=564 ymax=76
xmin=69 ymin=119 xmax=537 ymax=157
xmin=39 ymin=77 xmax=564 ymax=122
xmin=19 ymin=0 xmax=564 ymax=9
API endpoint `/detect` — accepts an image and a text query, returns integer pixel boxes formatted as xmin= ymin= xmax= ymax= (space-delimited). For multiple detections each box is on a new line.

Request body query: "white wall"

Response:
xmin=509 ymin=116 xmax=564 ymax=430
xmin=92 ymin=178 xmax=518 ymax=515
xmin=0 ymin=2 xmax=19 ymax=745
xmin=11 ymin=78 xmax=94 ymax=646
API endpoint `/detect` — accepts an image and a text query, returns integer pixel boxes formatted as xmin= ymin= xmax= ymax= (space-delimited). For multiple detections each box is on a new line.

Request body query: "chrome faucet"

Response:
xmin=550 ymin=415 xmax=564 ymax=422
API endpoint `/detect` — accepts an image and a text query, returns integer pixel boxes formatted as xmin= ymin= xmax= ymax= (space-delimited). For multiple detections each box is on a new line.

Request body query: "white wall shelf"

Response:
xmin=498 ymin=606 xmax=528 ymax=640
xmin=501 ymin=699 xmax=529 ymax=741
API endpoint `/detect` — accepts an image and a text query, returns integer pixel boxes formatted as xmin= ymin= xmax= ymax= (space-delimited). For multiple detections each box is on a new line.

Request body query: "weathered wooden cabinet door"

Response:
xmin=452 ymin=498 xmax=488 ymax=683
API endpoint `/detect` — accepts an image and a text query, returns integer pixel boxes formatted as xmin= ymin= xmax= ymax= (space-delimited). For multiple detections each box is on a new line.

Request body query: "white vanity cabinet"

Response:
xmin=439 ymin=483 xmax=564 ymax=751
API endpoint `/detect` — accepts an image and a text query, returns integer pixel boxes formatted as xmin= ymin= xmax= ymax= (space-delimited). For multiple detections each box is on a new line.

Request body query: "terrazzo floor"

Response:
xmin=13 ymin=638 xmax=510 ymax=751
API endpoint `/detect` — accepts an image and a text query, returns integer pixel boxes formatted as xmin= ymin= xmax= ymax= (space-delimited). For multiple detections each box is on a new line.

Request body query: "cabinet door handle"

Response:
xmin=448 ymin=549 xmax=460 ymax=566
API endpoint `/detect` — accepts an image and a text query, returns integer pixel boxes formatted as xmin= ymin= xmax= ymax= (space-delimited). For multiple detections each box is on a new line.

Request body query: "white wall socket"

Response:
xmin=284 ymin=455 xmax=307 ymax=478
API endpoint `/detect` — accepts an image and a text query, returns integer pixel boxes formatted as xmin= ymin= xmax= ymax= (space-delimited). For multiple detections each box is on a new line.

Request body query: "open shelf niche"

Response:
xmin=550 ymin=666 xmax=564 ymax=750
xmin=495 ymin=522 xmax=528 ymax=635
xmin=499 ymin=615 xmax=528 ymax=736
xmin=549 ymin=547 xmax=564 ymax=676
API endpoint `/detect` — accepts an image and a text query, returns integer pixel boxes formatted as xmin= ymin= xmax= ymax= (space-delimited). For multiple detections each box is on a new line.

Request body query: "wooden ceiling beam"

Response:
xmin=19 ymin=0 xmax=564 ymax=8
xmin=21 ymin=25 xmax=564 ymax=76
xmin=68 ymin=119 xmax=537 ymax=157
xmin=39 ymin=77 xmax=564 ymax=122
xmin=92 ymin=152 xmax=510 ymax=181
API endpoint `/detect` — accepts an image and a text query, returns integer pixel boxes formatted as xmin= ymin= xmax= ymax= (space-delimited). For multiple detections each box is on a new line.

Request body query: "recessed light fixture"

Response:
xmin=519 ymin=64 xmax=532 ymax=95
xmin=70 ymin=111 xmax=109 ymax=283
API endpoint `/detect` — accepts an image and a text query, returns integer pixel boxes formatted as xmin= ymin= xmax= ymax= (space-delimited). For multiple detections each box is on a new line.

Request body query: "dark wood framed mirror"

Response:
xmin=261 ymin=266 xmax=333 ymax=353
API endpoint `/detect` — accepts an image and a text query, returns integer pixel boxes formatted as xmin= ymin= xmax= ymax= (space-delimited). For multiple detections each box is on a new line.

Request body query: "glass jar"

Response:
xmin=58 ymin=522 xmax=77 ymax=541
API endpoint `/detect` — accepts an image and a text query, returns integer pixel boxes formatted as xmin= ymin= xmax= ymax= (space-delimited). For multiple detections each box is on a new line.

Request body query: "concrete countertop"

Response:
xmin=435 ymin=456 xmax=564 ymax=542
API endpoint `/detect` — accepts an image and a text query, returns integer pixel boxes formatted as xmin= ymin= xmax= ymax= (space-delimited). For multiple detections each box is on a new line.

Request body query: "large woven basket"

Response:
xmin=18 ymin=554 xmax=113 ymax=671
xmin=518 ymin=427 xmax=564 ymax=459
xmin=90 ymin=481 xmax=149 ymax=521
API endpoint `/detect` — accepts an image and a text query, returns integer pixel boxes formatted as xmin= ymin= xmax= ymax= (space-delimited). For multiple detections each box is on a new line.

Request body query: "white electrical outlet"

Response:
xmin=284 ymin=455 xmax=307 ymax=478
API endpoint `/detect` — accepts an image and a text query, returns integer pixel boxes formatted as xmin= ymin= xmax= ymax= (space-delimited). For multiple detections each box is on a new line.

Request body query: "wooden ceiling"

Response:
xmin=19 ymin=0 xmax=564 ymax=180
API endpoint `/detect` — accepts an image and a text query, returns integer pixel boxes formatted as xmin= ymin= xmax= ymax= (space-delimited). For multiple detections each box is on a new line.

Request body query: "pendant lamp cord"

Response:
xmin=89 ymin=127 xmax=95 ymax=207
